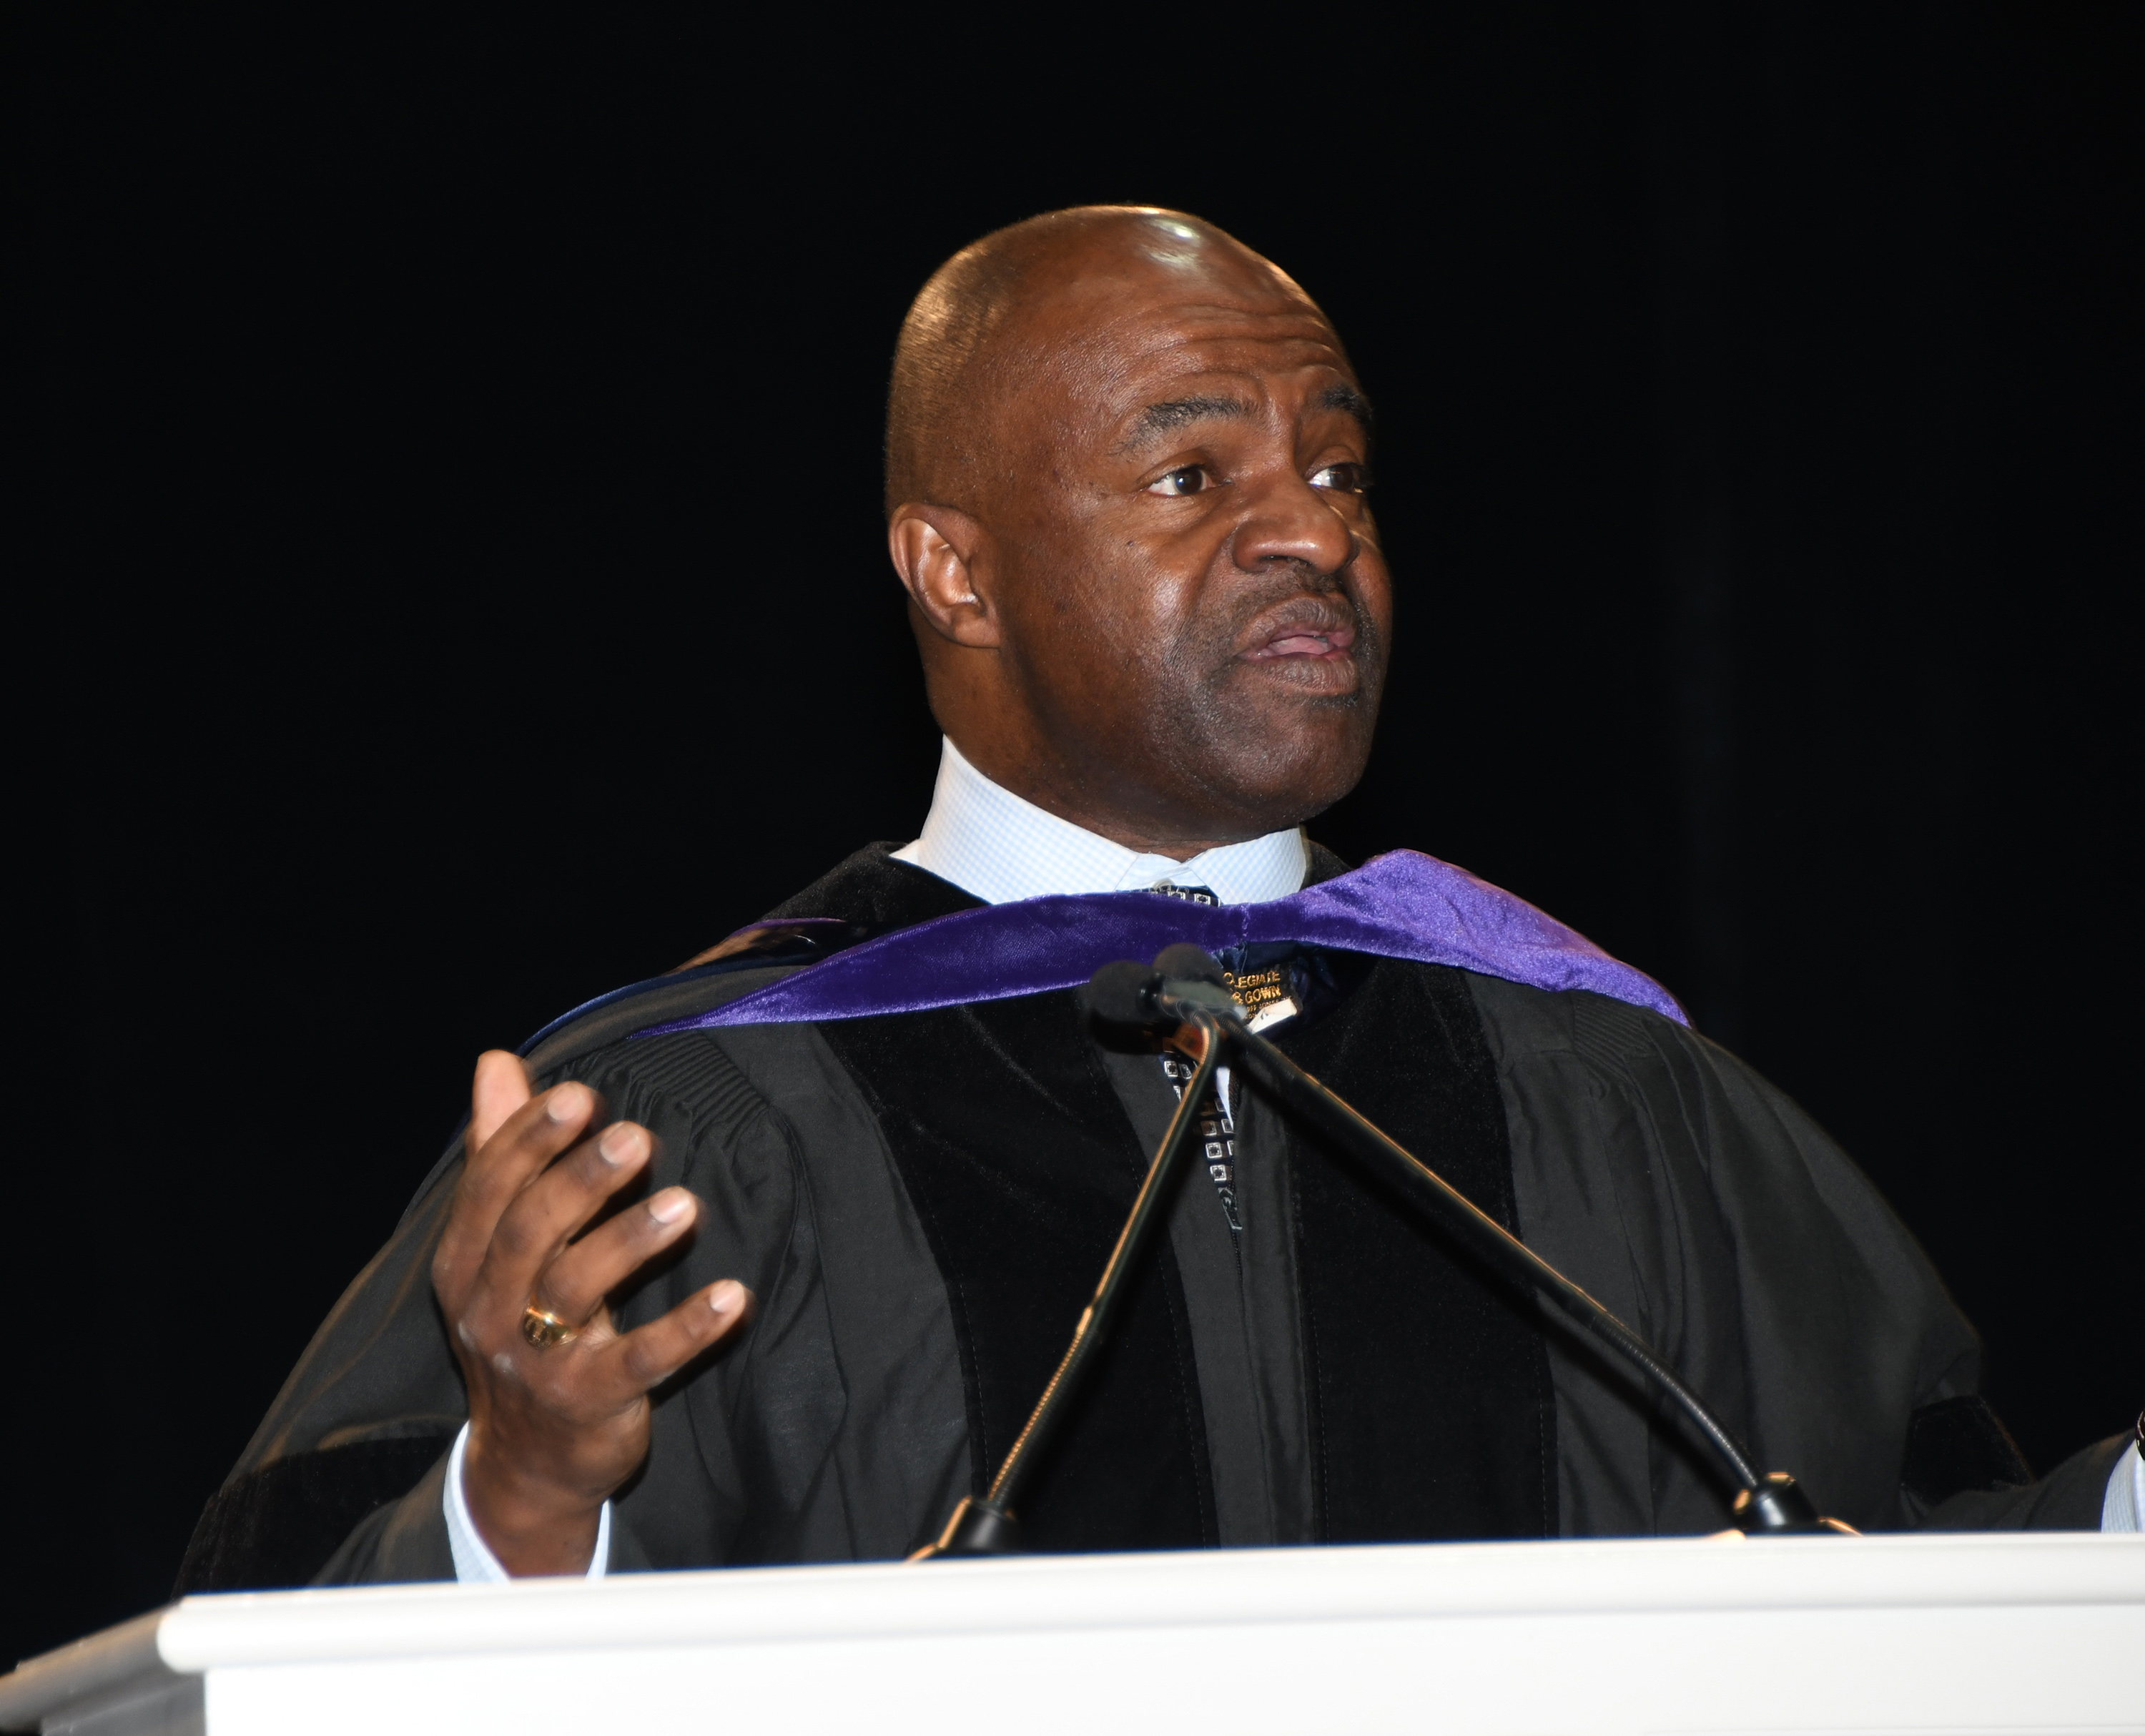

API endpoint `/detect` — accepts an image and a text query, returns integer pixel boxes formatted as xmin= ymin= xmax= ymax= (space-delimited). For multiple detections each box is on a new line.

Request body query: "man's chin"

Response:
xmin=1169 ymin=709 xmax=1376 ymax=837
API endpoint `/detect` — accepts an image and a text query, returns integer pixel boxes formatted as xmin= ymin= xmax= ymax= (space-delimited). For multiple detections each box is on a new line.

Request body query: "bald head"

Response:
xmin=883 ymin=207 xmax=1390 ymax=857
xmin=885 ymin=207 xmax=1328 ymax=518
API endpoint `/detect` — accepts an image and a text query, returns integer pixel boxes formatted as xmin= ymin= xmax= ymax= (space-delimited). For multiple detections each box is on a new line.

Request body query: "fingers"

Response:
xmin=468 ymin=1121 xmax=656 ymax=1330
xmin=470 ymin=1050 xmax=533 ymax=1153
xmin=434 ymin=1078 xmax=604 ymax=1303
xmin=531 ymin=1185 xmax=701 ymax=1326
xmin=599 ymin=1281 xmax=752 ymax=1401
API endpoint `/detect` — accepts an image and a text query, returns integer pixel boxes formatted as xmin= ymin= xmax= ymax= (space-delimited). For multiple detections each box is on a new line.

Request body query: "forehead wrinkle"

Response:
xmin=1113 ymin=394 xmax=1258 ymax=454
xmin=1111 ymin=306 xmax=1344 ymax=361
xmin=1098 ymin=328 xmax=1356 ymax=418
xmin=992 ymin=295 xmax=1357 ymax=478
xmin=1012 ymin=283 xmax=1339 ymax=362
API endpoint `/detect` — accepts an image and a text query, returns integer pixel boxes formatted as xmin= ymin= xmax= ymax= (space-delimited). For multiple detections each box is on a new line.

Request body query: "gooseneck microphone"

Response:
xmin=1105 ymin=945 xmax=1852 ymax=1537
xmin=912 ymin=944 xmax=1850 ymax=1559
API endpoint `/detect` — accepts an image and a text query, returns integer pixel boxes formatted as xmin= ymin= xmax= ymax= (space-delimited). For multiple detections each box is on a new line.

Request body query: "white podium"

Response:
xmin=4 ymin=1532 xmax=2141 ymax=1736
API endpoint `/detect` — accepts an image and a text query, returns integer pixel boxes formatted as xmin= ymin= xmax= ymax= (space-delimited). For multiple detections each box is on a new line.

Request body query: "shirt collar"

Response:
xmin=889 ymin=736 xmax=1309 ymax=907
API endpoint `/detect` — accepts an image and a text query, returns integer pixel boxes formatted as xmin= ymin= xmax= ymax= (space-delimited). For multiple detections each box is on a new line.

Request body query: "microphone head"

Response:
xmin=1153 ymin=942 xmax=1227 ymax=989
xmin=1088 ymin=959 xmax=1164 ymax=1026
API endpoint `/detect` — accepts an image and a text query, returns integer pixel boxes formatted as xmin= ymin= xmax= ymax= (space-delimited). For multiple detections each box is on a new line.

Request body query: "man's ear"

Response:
xmin=888 ymin=504 xmax=1000 ymax=648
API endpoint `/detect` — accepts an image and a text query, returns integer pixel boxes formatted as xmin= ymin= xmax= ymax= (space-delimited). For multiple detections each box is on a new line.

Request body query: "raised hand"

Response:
xmin=431 ymin=1050 xmax=751 ymax=1575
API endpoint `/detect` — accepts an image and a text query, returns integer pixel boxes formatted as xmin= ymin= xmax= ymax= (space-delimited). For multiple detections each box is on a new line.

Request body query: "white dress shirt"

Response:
xmin=890 ymin=734 xmax=1309 ymax=905
xmin=445 ymin=735 xmax=2138 ymax=1574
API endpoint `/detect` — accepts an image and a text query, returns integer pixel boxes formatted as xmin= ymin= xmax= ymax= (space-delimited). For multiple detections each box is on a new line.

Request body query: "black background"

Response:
xmin=9 ymin=4 xmax=2139 ymax=1669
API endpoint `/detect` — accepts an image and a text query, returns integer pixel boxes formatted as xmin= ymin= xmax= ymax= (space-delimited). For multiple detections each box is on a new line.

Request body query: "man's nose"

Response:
xmin=1227 ymin=472 xmax=1356 ymax=580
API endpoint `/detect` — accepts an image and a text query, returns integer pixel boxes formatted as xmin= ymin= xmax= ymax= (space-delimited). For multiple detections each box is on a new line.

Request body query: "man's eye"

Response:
xmin=1148 ymin=466 xmax=1210 ymax=497
xmin=1310 ymin=462 xmax=1369 ymax=494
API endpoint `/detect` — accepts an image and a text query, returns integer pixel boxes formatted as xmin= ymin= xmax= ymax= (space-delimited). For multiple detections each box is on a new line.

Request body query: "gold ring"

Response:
xmin=521 ymin=1303 xmax=577 ymax=1350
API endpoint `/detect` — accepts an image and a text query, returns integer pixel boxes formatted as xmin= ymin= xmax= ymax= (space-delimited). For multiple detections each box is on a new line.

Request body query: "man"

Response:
xmin=180 ymin=207 xmax=2139 ymax=1589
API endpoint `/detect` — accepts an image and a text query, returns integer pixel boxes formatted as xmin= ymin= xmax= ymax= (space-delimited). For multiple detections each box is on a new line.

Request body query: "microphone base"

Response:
xmin=909 ymin=1497 xmax=1025 ymax=1561
xmin=1732 ymin=1473 xmax=1858 ymax=1535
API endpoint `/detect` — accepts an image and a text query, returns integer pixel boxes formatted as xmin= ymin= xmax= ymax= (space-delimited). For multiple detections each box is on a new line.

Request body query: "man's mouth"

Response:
xmin=1242 ymin=620 xmax=1358 ymax=661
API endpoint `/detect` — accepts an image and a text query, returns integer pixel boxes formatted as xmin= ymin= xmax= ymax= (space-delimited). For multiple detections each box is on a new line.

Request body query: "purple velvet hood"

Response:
xmin=642 ymin=849 xmax=1685 ymax=1036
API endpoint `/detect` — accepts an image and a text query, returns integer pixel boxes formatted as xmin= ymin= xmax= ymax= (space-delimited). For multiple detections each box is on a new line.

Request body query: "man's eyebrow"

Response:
xmin=1115 ymin=395 xmax=1256 ymax=451
xmin=1319 ymin=381 xmax=1374 ymax=427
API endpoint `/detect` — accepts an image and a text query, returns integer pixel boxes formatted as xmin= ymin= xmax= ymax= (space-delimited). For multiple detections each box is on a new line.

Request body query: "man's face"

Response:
xmin=901 ymin=225 xmax=1393 ymax=851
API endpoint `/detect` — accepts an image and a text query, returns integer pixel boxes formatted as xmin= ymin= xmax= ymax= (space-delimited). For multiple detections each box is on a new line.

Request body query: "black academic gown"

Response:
xmin=177 ymin=846 xmax=2126 ymax=1592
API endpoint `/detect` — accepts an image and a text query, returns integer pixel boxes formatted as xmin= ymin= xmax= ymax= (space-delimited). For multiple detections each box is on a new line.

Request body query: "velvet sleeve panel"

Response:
xmin=1469 ymin=975 xmax=1992 ymax=1535
xmin=309 ymin=1454 xmax=458 ymax=1585
xmin=1919 ymin=1434 xmax=2130 ymax=1529
xmin=177 ymin=1148 xmax=470 ymax=1589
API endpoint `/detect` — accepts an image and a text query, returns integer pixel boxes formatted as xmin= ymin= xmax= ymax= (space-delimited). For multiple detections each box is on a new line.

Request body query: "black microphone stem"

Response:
xmin=1182 ymin=992 xmax=1853 ymax=1532
xmin=909 ymin=1020 xmax=1226 ymax=1559
xmin=1193 ymin=999 xmax=1771 ymax=1494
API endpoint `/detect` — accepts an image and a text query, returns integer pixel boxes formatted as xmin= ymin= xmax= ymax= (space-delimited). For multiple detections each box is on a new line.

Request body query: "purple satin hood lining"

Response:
xmin=640 ymin=849 xmax=1686 ymax=1037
